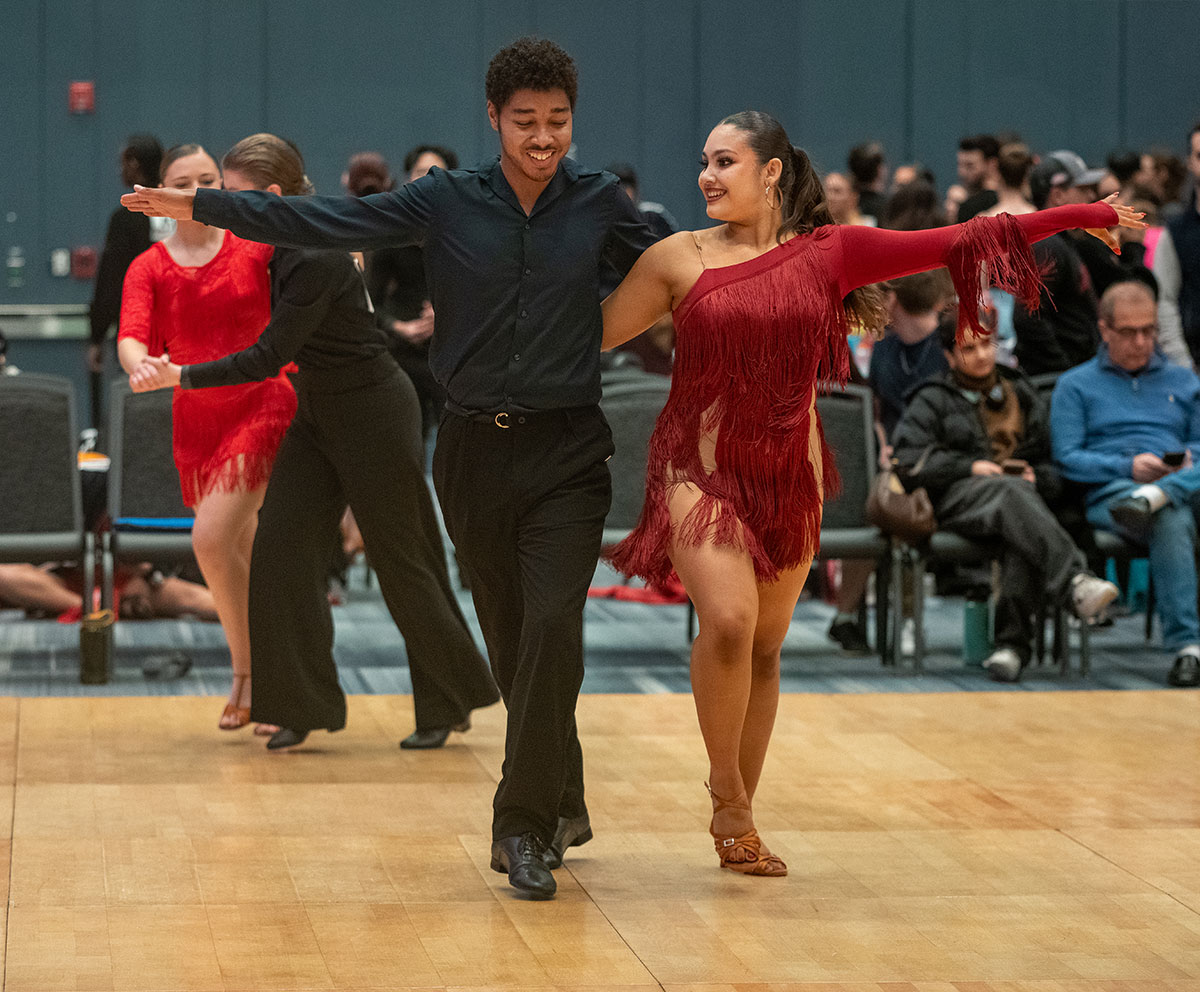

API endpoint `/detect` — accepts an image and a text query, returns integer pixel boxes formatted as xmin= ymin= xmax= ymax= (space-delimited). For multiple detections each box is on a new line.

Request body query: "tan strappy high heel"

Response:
xmin=705 ymin=782 xmax=787 ymax=877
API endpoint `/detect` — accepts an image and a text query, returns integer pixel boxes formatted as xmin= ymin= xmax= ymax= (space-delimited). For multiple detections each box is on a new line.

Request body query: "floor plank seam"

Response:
xmin=1062 ymin=825 xmax=1200 ymax=918
xmin=565 ymin=865 xmax=667 ymax=991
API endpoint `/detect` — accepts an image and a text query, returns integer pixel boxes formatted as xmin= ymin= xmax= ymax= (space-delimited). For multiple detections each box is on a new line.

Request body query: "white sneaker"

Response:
xmin=900 ymin=618 xmax=916 ymax=657
xmin=1070 ymin=573 xmax=1120 ymax=621
xmin=983 ymin=646 xmax=1023 ymax=683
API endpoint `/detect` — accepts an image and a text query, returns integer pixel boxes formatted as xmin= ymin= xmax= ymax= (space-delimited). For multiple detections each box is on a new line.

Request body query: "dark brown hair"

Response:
xmin=159 ymin=143 xmax=208 ymax=183
xmin=221 ymin=133 xmax=314 ymax=196
xmin=721 ymin=110 xmax=886 ymax=336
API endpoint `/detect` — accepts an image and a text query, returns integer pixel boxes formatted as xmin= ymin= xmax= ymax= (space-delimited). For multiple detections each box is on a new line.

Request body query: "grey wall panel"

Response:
xmin=6 ymin=0 xmax=1199 ymax=307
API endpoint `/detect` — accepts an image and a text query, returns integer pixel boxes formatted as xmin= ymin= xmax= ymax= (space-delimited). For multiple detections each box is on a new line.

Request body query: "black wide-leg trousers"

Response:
xmin=433 ymin=405 xmax=613 ymax=843
xmin=249 ymin=366 xmax=497 ymax=733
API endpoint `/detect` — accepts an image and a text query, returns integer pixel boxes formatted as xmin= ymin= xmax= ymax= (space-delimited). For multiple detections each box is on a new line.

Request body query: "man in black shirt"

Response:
xmin=122 ymin=38 xmax=655 ymax=900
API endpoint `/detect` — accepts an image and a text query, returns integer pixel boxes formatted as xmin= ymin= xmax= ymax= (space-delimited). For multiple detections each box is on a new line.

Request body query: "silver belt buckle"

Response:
xmin=494 ymin=411 xmax=511 ymax=429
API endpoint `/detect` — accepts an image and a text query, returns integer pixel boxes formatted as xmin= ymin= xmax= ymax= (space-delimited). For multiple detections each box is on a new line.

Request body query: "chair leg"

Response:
xmin=82 ymin=531 xmax=96 ymax=615
xmin=1034 ymin=604 xmax=1046 ymax=666
xmin=1145 ymin=576 xmax=1155 ymax=641
xmin=1054 ymin=607 xmax=1068 ymax=676
xmin=1079 ymin=609 xmax=1091 ymax=677
xmin=874 ymin=550 xmax=891 ymax=664
xmin=910 ymin=547 xmax=926 ymax=673
xmin=686 ymin=600 xmax=696 ymax=642
xmin=99 ymin=531 xmax=114 ymax=612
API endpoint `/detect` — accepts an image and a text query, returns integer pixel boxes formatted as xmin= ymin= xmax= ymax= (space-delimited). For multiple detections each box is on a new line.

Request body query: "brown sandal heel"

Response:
xmin=705 ymin=782 xmax=787 ymax=877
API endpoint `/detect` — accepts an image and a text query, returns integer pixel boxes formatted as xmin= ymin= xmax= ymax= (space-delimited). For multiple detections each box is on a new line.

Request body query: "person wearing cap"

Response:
xmin=1011 ymin=153 xmax=1104 ymax=375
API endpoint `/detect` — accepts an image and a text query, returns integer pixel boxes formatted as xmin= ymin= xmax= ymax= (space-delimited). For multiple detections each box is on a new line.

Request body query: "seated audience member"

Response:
xmin=828 ymin=271 xmax=952 ymax=653
xmin=1152 ymin=122 xmax=1200 ymax=368
xmin=892 ymin=316 xmax=1118 ymax=682
xmin=0 ymin=562 xmax=217 ymax=622
xmin=881 ymin=179 xmax=946 ymax=231
xmin=1052 ymin=279 xmax=1200 ymax=687
xmin=1012 ymin=156 xmax=1104 ymax=374
xmin=824 ymin=171 xmax=874 ymax=227
xmin=955 ymin=134 xmax=1000 ymax=221
xmin=847 ymin=141 xmax=888 ymax=224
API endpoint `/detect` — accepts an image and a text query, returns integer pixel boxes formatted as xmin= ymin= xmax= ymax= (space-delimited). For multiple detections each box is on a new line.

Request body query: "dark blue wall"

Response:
xmin=4 ymin=0 xmax=1198 ymax=306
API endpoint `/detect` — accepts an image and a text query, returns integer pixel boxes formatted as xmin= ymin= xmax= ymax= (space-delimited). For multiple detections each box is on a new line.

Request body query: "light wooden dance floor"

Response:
xmin=1 ymin=690 xmax=1199 ymax=991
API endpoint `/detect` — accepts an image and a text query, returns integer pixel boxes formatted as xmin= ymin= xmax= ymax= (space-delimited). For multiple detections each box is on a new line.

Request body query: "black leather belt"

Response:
xmin=447 ymin=405 xmax=592 ymax=429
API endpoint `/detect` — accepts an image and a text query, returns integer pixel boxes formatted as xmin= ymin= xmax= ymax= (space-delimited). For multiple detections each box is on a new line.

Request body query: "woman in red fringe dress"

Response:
xmin=118 ymin=144 xmax=297 ymax=731
xmin=603 ymin=111 xmax=1143 ymax=877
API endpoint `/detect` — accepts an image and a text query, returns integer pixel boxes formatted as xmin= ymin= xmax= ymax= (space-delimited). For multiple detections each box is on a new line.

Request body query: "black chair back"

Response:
xmin=599 ymin=375 xmax=672 ymax=533
xmin=816 ymin=384 xmax=876 ymax=530
xmin=0 ymin=373 xmax=82 ymax=559
xmin=108 ymin=383 xmax=191 ymax=522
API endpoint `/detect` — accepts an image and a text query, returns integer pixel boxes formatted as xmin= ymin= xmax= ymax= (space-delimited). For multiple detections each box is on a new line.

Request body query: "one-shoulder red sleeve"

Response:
xmin=118 ymin=251 xmax=157 ymax=350
xmin=831 ymin=202 xmax=1119 ymax=336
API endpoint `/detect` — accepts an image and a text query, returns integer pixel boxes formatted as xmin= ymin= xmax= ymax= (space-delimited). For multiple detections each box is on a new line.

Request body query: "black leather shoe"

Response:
xmin=1109 ymin=495 xmax=1153 ymax=541
xmin=399 ymin=718 xmax=470 ymax=750
xmin=1168 ymin=652 xmax=1200 ymax=687
xmin=543 ymin=813 xmax=594 ymax=869
xmin=490 ymin=833 xmax=556 ymax=899
xmin=828 ymin=618 xmax=870 ymax=654
xmin=266 ymin=727 xmax=309 ymax=750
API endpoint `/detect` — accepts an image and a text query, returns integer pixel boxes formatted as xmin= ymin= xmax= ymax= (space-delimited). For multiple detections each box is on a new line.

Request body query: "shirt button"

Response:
xmin=524 ymin=268 xmax=531 ymax=275
xmin=520 ymin=309 xmax=528 ymax=318
xmin=513 ymin=354 xmax=521 ymax=362
xmin=524 ymin=223 xmax=530 ymax=230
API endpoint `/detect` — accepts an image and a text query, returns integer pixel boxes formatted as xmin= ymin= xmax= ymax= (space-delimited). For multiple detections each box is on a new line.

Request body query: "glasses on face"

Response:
xmin=1109 ymin=324 xmax=1158 ymax=340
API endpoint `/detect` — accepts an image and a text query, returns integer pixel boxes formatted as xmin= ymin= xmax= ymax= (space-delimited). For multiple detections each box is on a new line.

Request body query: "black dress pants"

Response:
xmin=433 ymin=405 xmax=613 ymax=843
xmin=937 ymin=474 xmax=1086 ymax=662
xmin=249 ymin=365 xmax=497 ymax=732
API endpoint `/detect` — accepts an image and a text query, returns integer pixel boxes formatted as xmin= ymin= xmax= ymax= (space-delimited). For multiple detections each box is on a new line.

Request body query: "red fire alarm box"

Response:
xmin=69 ymin=81 xmax=95 ymax=114
xmin=71 ymin=246 xmax=98 ymax=279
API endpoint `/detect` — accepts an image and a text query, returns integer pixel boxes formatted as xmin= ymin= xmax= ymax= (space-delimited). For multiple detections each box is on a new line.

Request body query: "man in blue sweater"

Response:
xmin=1051 ymin=279 xmax=1200 ymax=686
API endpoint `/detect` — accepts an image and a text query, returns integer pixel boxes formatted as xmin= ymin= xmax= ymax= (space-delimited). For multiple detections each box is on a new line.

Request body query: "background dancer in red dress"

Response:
xmin=602 ymin=110 xmax=1144 ymax=877
xmin=118 ymin=144 xmax=296 ymax=732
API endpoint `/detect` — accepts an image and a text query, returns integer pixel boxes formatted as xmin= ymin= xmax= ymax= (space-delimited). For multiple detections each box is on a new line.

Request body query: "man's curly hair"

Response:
xmin=485 ymin=37 xmax=578 ymax=111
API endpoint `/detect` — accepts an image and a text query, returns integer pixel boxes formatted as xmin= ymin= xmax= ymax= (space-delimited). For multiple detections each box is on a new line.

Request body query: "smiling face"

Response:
xmin=160 ymin=150 xmax=220 ymax=192
xmin=488 ymin=87 xmax=572 ymax=190
xmin=698 ymin=123 xmax=780 ymax=223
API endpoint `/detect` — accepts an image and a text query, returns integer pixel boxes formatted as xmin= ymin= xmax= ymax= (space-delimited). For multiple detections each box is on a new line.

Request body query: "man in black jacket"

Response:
xmin=892 ymin=317 xmax=1117 ymax=681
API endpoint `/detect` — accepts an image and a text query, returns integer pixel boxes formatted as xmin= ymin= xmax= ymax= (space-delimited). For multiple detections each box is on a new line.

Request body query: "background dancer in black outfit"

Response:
xmin=124 ymin=40 xmax=656 ymax=901
xmin=129 ymin=133 xmax=498 ymax=752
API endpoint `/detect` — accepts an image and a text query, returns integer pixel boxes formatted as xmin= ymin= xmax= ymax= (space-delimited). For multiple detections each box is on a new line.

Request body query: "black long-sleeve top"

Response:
xmin=192 ymin=156 xmax=656 ymax=411
xmin=90 ymin=208 xmax=151 ymax=345
xmin=181 ymin=246 xmax=386 ymax=389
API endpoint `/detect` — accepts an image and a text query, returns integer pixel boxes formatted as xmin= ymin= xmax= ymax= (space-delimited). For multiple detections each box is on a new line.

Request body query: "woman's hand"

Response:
xmin=1083 ymin=193 xmax=1148 ymax=253
xmin=120 ymin=185 xmax=196 ymax=221
xmin=129 ymin=354 xmax=181 ymax=392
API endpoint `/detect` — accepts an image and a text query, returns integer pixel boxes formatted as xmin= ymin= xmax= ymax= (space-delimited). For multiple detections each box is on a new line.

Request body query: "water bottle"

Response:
xmin=79 ymin=609 xmax=114 ymax=684
xmin=962 ymin=596 xmax=992 ymax=666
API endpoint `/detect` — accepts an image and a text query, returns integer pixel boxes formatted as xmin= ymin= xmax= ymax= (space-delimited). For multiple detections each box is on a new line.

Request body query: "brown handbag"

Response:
xmin=865 ymin=448 xmax=936 ymax=544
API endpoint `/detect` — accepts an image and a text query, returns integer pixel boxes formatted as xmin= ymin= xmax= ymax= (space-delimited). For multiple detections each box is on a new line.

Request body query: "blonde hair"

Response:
xmin=221 ymin=133 xmax=314 ymax=195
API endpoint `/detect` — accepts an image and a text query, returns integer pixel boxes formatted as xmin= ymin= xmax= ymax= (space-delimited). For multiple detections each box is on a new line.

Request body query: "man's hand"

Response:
xmin=1132 ymin=452 xmax=1170 ymax=482
xmin=391 ymin=301 xmax=435 ymax=344
xmin=1021 ymin=465 xmax=1036 ymax=484
xmin=120 ymin=185 xmax=196 ymax=221
xmin=971 ymin=460 xmax=1003 ymax=476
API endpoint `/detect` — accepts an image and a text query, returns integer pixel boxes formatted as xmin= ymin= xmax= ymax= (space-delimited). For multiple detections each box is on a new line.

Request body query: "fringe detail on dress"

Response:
xmin=946 ymin=213 xmax=1045 ymax=341
xmin=609 ymin=239 xmax=848 ymax=587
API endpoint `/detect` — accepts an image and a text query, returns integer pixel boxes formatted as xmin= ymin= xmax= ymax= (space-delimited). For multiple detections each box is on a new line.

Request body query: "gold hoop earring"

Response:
xmin=765 ymin=184 xmax=783 ymax=209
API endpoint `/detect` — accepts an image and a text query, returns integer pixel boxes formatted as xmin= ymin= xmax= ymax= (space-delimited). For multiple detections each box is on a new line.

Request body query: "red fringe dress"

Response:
xmin=611 ymin=202 xmax=1119 ymax=587
xmin=119 ymin=231 xmax=297 ymax=507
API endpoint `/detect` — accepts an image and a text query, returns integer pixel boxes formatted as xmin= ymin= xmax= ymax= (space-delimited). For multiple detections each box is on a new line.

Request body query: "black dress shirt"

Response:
xmin=181 ymin=247 xmax=388 ymax=389
xmin=193 ymin=156 xmax=656 ymax=411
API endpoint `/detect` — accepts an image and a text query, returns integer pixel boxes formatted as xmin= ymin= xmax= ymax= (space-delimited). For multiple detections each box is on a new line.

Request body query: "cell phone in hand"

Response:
xmin=1002 ymin=459 xmax=1029 ymax=476
xmin=1163 ymin=451 xmax=1186 ymax=468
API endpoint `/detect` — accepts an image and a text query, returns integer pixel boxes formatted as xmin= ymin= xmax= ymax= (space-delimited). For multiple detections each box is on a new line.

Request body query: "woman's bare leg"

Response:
xmin=190 ymin=484 xmax=265 ymax=724
xmin=667 ymin=483 xmax=760 ymax=840
xmin=740 ymin=560 xmax=812 ymax=804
